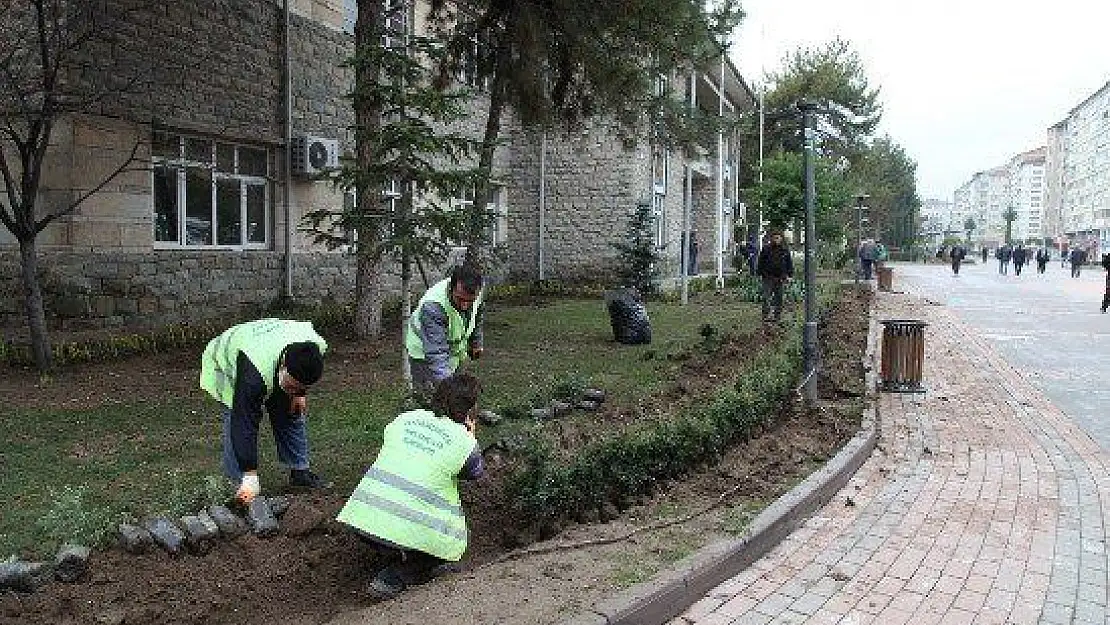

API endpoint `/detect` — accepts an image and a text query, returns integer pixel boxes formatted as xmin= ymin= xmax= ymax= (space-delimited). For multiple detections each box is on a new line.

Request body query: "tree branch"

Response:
xmin=36 ymin=135 xmax=143 ymax=233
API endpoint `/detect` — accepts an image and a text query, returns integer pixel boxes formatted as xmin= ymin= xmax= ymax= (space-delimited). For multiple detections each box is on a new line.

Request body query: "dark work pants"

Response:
xmin=951 ymin=259 xmax=961 ymax=275
xmin=762 ymin=277 xmax=785 ymax=320
xmin=359 ymin=533 xmax=446 ymax=585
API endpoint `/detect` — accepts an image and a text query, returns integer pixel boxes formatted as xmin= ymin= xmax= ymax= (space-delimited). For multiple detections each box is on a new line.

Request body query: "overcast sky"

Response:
xmin=729 ymin=0 xmax=1110 ymax=202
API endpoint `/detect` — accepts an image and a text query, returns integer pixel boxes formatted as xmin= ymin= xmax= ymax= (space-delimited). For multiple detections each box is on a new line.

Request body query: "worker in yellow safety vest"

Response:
xmin=404 ymin=264 xmax=484 ymax=402
xmin=336 ymin=373 xmax=485 ymax=600
xmin=199 ymin=318 xmax=330 ymax=503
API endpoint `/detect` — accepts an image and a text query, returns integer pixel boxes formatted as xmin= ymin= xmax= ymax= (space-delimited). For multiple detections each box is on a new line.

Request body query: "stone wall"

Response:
xmin=0 ymin=251 xmax=358 ymax=333
xmin=504 ymin=123 xmax=647 ymax=283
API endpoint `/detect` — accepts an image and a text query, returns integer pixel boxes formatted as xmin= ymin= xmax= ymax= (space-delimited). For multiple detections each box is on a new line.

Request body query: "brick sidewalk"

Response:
xmin=671 ymin=290 xmax=1110 ymax=625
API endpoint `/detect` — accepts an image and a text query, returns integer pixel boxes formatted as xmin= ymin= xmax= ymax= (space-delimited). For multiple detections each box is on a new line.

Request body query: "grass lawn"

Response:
xmin=1 ymin=287 xmax=771 ymax=558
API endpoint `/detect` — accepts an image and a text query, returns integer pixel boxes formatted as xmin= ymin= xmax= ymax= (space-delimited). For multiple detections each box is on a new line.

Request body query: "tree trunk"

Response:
xmin=465 ymin=79 xmax=505 ymax=270
xmin=18 ymin=237 xmax=52 ymax=370
xmin=351 ymin=0 xmax=386 ymax=339
xmin=353 ymin=250 xmax=385 ymax=339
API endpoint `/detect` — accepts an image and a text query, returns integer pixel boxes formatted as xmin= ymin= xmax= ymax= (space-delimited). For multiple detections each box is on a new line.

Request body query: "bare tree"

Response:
xmin=0 ymin=0 xmax=146 ymax=370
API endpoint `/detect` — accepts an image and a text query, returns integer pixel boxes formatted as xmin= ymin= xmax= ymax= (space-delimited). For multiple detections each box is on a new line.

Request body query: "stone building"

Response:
xmin=0 ymin=0 xmax=753 ymax=333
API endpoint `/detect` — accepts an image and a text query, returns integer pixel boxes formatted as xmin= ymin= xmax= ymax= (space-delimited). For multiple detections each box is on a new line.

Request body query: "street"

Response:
xmin=890 ymin=259 xmax=1110 ymax=451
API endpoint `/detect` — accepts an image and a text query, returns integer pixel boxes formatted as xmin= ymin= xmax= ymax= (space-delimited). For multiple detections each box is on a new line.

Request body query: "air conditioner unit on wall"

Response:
xmin=290 ymin=136 xmax=339 ymax=176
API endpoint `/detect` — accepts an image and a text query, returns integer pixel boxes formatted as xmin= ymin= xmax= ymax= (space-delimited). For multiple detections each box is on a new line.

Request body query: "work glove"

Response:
xmin=236 ymin=473 xmax=261 ymax=504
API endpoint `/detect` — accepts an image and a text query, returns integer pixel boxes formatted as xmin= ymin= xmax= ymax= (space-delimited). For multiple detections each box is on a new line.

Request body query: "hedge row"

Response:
xmin=504 ymin=326 xmax=804 ymax=526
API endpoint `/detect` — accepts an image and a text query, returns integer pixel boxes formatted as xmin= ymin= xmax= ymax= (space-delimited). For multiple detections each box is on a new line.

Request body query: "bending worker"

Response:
xmin=405 ymin=264 xmax=484 ymax=401
xmin=199 ymin=318 xmax=330 ymax=503
xmin=336 ymin=373 xmax=485 ymax=600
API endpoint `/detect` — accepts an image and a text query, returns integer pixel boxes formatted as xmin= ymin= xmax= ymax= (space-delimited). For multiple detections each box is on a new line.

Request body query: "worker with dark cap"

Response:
xmin=337 ymin=373 xmax=485 ymax=600
xmin=200 ymin=318 xmax=329 ymax=503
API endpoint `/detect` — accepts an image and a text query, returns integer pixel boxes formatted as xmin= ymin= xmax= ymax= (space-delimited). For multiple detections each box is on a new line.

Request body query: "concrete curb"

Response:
xmin=559 ymin=284 xmax=882 ymax=625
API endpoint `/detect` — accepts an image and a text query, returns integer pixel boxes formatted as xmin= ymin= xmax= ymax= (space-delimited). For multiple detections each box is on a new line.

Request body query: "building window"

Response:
xmin=652 ymin=193 xmax=666 ymax=248
xmin=651 ymin=147 xmax=668 ymax=194
xmin=342 ymin=0 xmax=409 ymax=45
xmin=487 ymin=184 xmax=508 ymax=245
xmin=450 ymin=183 xmax=507 ymax=246
xmin=152 ymin=131 xmax=270 ymax=249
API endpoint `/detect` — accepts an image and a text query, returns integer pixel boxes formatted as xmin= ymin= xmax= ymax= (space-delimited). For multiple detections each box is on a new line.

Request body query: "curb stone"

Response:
xmin=558 ymin=286 xmax=881 ymax=625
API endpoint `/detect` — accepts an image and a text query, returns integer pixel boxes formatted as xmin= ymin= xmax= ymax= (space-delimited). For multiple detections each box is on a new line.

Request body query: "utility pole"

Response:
xmin=799 ymin=101 xmax=818 ymax=407
xmin=855 ymin=193 xmax=869 ymax=285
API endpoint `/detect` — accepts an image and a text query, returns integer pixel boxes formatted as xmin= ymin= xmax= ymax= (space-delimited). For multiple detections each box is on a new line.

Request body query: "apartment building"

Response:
xmin=1043 ymin=80 xmax=1110 ymax=257
xmin=0 ymin=0 xmax=752 ymax=331
xmin=1005 ymin=147 xmax=1045 ymax=243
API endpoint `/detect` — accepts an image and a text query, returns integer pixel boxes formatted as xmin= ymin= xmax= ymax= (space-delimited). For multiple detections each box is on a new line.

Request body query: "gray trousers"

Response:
xmin=761 ymin=277 xmax=785 ymax=320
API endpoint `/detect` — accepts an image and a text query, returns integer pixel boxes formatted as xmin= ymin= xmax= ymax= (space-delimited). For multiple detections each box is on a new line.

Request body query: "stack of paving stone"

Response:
xmin=530 ymin=387 xmax=607 ymax=420
xmin=0 ymin=495 xmax=291 ymax=594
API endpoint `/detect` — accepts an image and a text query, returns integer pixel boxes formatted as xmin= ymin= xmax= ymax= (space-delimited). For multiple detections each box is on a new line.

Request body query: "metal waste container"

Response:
xmin=876 ymin=266 xmax=893 ymax=291
xmin=879 ymin=319 xmax=927 ymax=392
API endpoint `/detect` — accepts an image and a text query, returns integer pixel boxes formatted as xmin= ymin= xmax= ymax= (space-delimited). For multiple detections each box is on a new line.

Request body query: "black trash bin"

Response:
xmin=605 ymin=288 xmax=652 ymax=345
xmin=879 ymin=319 xmax=927 ymax=392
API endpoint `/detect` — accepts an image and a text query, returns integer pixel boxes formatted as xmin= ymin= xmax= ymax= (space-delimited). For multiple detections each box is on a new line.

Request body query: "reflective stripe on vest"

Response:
xmin=359 ymin=467 xmax=463 ymax=516
xmin=335 ymin=410 xmax=475 ymax=561
xmin=404 ymin=279 xmax=483 ymax=368
xmin=348 ymin=491 xmax=467 ymax=543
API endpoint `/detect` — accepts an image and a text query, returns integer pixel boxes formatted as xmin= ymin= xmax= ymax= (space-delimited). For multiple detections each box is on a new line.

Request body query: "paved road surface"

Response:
xmin=891 ymin=260 xmax=1110 ymax=451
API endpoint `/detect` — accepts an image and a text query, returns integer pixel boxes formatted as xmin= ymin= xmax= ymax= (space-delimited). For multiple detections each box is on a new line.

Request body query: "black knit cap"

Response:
xmin=284 ymin=342 xmax=324 ymax=386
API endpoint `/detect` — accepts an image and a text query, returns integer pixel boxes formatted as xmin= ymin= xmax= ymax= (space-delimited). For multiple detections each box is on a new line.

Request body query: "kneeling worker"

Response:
xmin=199 ymin=318 xmax=330 ymax=504
xmin=336 ymin=373 xmax=485 ymax=600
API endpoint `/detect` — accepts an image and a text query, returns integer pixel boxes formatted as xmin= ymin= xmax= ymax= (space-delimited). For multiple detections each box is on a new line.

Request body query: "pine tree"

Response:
xmin=302 ymin=0 xmax=482 ymax=345
xmin=612 ymin=202 xmax=661 ymax=295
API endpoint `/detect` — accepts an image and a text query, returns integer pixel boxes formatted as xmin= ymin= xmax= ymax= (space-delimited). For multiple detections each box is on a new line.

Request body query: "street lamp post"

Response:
xmin=854 ymin=193 xmax=870 ymax=285
xmin=799 ymin=101 xmax=818 ymax=407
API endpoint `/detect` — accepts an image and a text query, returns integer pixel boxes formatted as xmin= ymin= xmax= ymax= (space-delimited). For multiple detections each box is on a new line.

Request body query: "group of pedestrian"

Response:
xmin=200 ymin=264 xmax=488 ymax=601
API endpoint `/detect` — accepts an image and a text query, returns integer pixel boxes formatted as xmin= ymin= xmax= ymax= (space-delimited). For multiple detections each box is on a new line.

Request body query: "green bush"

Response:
xmin=504 ymin=318 xmax=806 ymax=527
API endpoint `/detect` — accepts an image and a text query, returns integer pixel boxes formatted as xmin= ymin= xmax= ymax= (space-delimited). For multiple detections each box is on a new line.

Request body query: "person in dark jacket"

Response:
xmin=949 ymin=245 xmax=966 ymax=275
xmin=1102 ymin=253 xmax=1110 ymax=313
xmin=981 ymin=247 xmax=989 ymax=263
xmin=1012 ymin=245 xmax=1028 ymax=276
xmin=757 ymin=231 xmax=794 ymax=323
xmin=1036 ymin=248 xmax=1050 ymax=273
xmin=996 ymin=245 xmax=1012 ymax=275
xmin=1070 ymin=248 xmax=1086 ymax=278
xmin=199 ymin=319 xmax=331 ymax=503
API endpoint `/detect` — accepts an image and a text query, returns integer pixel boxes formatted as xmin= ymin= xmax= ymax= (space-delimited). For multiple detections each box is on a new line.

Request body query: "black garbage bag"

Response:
xmin=605 ymin=288 xmax=652 ymax=345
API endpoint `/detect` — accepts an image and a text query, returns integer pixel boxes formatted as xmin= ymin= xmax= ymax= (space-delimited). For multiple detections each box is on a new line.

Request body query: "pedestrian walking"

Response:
xmin=199 ymin=318 xmax=331 ymax=504
xmin=996 ymin=244 xmax=1012 ymax=275
xmin=757 ymin=231 xmax=794 ymax=323
xmin=1102 ymin=254 xmax=1110 ymax=313
xmin=1070 ymin=247 xmax=1086 ymax=278
xmin=1036 ymin=248 xmax=1050 ymax=273
xmin=858 ymin=238 xmax=877 ymax=280
xmin=1012 ymin=244 xmax=1027 ymax=276
xmin=744 ymin=239 xmax=758 ymax=275
xmin=337 ymin=374 xmax=485 ymax=601
xmin=980 ymin=247 xmax=989 ymax=263
xmin=950 ymin=245 xmax=966 ymax=275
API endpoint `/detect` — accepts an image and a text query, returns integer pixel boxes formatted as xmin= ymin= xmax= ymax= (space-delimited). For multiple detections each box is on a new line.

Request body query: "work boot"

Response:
xmin=288 ymin=468 xmax=332 ymax=491
xmin=367 ymin=568 xmax=406 ymax=601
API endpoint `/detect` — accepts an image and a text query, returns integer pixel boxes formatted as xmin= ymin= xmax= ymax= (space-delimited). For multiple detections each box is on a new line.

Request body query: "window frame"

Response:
xmin=151 ymin=132 xmax=271 ymax=250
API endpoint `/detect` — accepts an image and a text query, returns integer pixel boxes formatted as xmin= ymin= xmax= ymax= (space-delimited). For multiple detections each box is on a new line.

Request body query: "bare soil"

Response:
xmin=0 ymin=286 xmax=872 ymax=625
